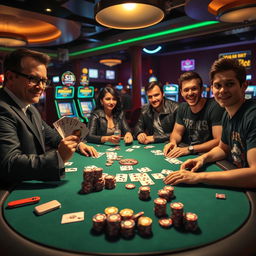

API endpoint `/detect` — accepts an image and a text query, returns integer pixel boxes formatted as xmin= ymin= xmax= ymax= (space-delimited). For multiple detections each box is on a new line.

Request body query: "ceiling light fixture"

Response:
xmin=99 ymin=59 xmax=122 ymax=67
xmin=0 ymin=32 xmax=27 ymax=47
xmin=94 ymin=0 xmax=165 ymax=29
xmin=208 ymin=0 xmax=256 ymax=23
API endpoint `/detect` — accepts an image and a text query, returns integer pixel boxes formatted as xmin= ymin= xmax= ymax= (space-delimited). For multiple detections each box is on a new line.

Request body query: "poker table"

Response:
xmin=1 ymin=142 xmax=256 ymax=256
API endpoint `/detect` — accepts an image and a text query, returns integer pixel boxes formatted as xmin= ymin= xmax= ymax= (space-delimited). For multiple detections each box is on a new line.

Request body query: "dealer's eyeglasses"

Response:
xmin=11 ymin=70 xmax=51 ymax=88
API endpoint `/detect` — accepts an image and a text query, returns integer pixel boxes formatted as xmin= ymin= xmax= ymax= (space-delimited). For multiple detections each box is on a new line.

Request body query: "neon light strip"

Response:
xmin=69 ymin=21 xmax=218 ymax=57
xmin=143 ymin=46 xmax=162 ymax=54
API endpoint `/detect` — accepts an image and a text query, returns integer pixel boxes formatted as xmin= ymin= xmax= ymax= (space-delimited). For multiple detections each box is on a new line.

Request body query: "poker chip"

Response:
xmin=119 ymin=158 xmax=138 ymax=166
xmin=132 ymin=211 xmax=144 ymax=222
xmin=119 ymin=208 xmax=134 ymax=220
xmin=159 ymin=218 xmax=173 ymax=228
xmin=125 ymin=183 xmax=136 ymax=189
xmin=104 ymin=206 xmax=119 ymax=215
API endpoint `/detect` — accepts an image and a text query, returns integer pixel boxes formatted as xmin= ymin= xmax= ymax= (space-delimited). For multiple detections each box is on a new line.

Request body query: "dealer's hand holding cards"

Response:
xmin=54 ymin=117 xmax=98 ymax=159
xmin=53 ymin=116 xmax=89 ymax=141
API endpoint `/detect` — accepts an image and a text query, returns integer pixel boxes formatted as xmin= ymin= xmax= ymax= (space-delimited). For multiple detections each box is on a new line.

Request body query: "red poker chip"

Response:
xmin=125 ymin=183 xmax=136 ymax=189
xmin=159 ymin=218 xmax=173 ymax=228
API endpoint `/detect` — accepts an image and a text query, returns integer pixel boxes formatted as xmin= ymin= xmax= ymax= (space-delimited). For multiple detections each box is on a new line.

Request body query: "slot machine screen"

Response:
xmin=58 ymin=102 xmax=75 ymax=117
xmin=81 ymin=101 xmax=93 ymax=118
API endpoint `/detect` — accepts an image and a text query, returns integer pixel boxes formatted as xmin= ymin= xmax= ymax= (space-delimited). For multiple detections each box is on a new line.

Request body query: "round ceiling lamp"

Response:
xmin=95 ymin=0 xmax=165 ymax=29
xmin=0 ymin=32 xmax=27 ymax=47
xmin=99 ymin=59 xmax=122 ymax=67
xmin=208 ymin=0 xmax=256 ymax=23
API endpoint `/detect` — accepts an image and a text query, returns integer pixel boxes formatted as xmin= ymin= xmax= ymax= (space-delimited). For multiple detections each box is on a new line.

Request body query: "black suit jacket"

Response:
xmin=0 ymin=88 xmax=64 ymax=184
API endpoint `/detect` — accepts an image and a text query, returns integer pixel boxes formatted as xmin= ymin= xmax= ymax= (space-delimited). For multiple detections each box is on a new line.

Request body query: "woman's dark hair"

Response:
xmin=96 ymin=86 xmax=122 ymax=116
xmin=210 ymin=58 xmax=246 ymax=86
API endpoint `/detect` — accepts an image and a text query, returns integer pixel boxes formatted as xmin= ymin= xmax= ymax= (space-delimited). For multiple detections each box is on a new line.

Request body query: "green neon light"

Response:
xmin=70 ymin=21 xmax=219 ymax=57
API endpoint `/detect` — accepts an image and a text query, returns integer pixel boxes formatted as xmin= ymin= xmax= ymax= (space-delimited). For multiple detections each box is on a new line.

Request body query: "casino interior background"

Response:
xmin=0 ymin=0 xmax=255 ymax=126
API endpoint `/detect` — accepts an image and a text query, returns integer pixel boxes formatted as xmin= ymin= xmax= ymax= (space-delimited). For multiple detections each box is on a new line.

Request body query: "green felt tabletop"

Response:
xmin=3 ymin=142 xmax=250 ymax=255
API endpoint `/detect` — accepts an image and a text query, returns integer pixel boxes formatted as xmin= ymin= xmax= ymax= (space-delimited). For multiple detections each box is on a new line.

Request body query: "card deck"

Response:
xmin=34 ymin=200 xmax=61 ymax=215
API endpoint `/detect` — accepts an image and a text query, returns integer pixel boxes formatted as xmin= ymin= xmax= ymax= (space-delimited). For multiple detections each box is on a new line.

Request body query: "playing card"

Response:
xmin=139 ymin=173 xmax=155 ymax=185
xmin=120 ymin=165 xmax=133 ymax=171
xmin=161 ymin=169 xmax=174 ymax=175
xmin=151 ymin=173 xmax=165 ymax=179
xmin=129 ymin=173 xmax=141 ymax=182
xmin=137 ymin=167 xmax=152 ymax=173
xmin=53 ymin=117 xmax=89 ymax=141
xmin=95 ymin=152 xmax=105 ymax=158
xmin=144 ymin=145 xmax=155 ymax=149
xmin=115 ymin=174 xmax=128 ymax=182
xmin=132 ymin=145 xmax=141 ymax=148
xmin=61 ymin=211 xmax=84 ymax=224
xmin=65 ymin=168 xmax=77 ymax=172
xmin=64 ymin=162 xmax=73 ymax=166
xmin=126 ymin=148 xmax=134 ymax=152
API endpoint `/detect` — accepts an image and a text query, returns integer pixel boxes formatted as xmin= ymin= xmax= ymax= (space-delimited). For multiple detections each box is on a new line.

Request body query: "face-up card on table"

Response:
xmin=64 ymin=162 xmax=73 ymax=166
xmin=161 ymin=169 xmax=174 ymax=175
xmin=61 ymin=211 xmax=85 ymax=224
xmin=129 ymin=173 xmax=141 ymax=182
xmin=151 ymin=173 xmax=165 ymax=179
xmin=120 ymin=165 xmax=133 ymax=171
xmin=65 ymin=168 xmax=77 ymax=172
xmin=139 ymin=173 xmax=155 ymax=185
xmin=137 ymin=167 xmax=152 ymax=173
xmin=115 ymin=174 xmax=128 ymax=182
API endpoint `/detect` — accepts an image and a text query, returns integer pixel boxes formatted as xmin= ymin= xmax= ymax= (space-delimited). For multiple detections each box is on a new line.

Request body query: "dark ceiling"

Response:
xmin=0 ymin=0 xmax=256 ymax=59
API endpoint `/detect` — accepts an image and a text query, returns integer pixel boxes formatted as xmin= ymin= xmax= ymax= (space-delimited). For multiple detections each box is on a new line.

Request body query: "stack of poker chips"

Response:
xmin=119 ymin=208 xmax=134 ymax=220
xmin=170 ymin=202 xmax=184 ymax=228
xmin=138 ymin=186 xmax=151 ymax=200
xmin=104 ymin=175 xmax=116 ymax=189
xmin=81 ymin=167 xmax=104 ymax=194
xmin=120 ymin=219 xmax=135 ymax=238
xmin=184 ymin=212 xmax=198 ymax=232
xmin=137 ymin=216 xmax=153 ymax=237
xmin=106 ymin=213 xmax=121 ymax=237
xmin=163 ymin=185 xmax=175 ymax=200
xmin=158 ymin=189 xmax=170 ymax=202
xmin=154 ymin=198 xmax=167 ymax=218
xmin=92 ymin=213 xmax=106 ymax=233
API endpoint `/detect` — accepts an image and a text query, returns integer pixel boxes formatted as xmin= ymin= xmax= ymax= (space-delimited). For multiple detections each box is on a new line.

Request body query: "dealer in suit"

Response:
xmin=0 ymin=48 xmax=98 ymax=184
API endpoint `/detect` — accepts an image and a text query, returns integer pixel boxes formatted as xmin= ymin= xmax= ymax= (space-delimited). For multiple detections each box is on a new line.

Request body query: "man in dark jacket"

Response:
xmin=0 ymin=48 xmax=97 ymax=184
xmin=134 ymin=81 xmax=179 ymax=144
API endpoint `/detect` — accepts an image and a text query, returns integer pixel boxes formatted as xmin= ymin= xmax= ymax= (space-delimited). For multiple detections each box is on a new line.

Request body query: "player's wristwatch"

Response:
xmin=188 ymin=145 xmax=194 ymax=154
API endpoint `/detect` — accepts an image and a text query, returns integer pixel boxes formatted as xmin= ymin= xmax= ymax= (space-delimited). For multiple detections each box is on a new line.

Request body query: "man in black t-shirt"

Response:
xmin=164 ymin=58 xmax=256 ymax=189
xmin=164 ymin=71 xmax=224 ymax=158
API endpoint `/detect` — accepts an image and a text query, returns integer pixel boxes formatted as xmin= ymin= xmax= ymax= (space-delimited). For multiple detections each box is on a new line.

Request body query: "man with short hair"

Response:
xmin=164 ymin=71 xmax=224 ymax=158
xmin=0 ymin=48 xmax=97 ymax=184
xmin=164 ymin=58 xmax=256 ymax=188
xmin=134 ymin=81 xmax=179 ymax=144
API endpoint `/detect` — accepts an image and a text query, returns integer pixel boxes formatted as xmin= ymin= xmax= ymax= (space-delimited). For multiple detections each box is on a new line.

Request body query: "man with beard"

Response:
xmin=164 ymin=58 xmax=256 ymax=188
xmin=164 ymin=71 xmax=224 ymax=158
xmin=134 ymin=81 xmax=179 ymax=144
